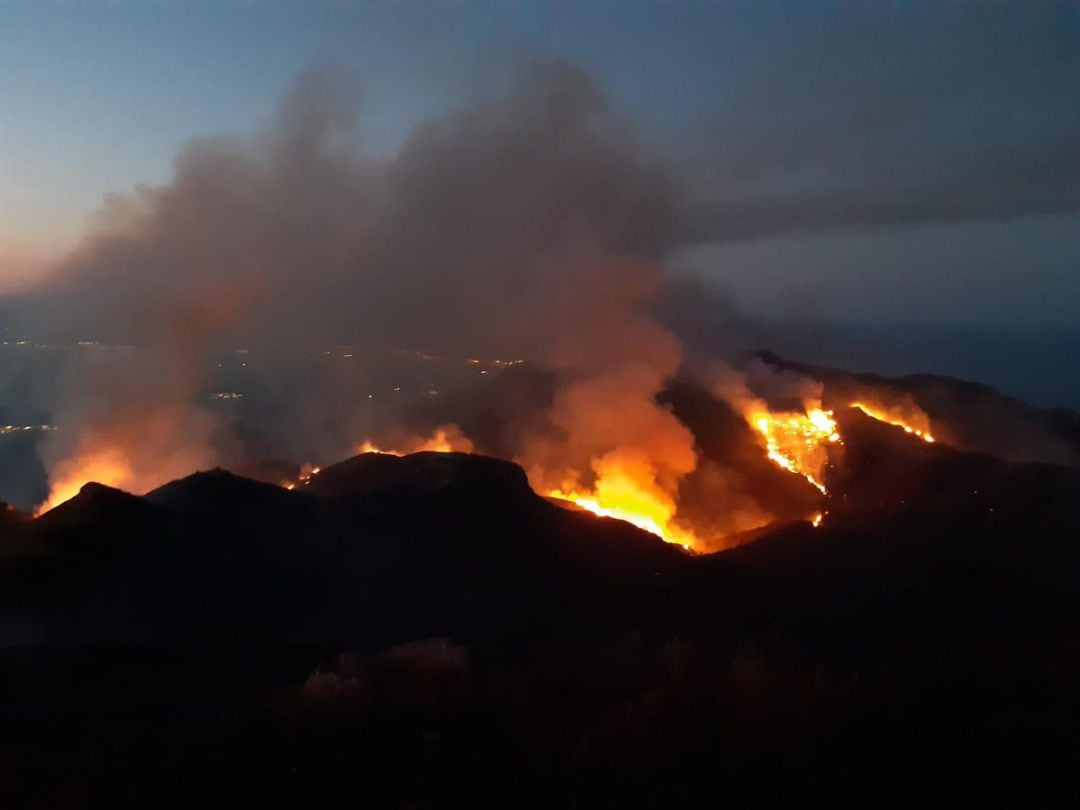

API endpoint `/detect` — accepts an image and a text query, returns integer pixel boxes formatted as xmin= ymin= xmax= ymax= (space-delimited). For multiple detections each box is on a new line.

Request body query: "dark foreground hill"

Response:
xmin=2 ymin=437 xmax=1080 ymax=807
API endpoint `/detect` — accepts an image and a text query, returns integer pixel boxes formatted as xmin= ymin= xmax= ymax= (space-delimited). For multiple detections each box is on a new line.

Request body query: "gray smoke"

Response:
xmin=40 ymin=59 xmax=673 ymax=356
xmin=16 ymin=58 xmax=708 ymax=513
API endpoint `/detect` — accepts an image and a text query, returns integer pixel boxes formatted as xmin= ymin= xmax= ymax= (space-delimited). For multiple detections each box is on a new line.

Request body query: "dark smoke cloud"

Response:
xmin=679 ymin=2 xmax=1080 ymax=243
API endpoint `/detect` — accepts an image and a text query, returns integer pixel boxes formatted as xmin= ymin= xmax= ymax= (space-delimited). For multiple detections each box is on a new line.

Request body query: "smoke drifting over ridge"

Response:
xmin=42 ymin=60 xmax=674 ymax=353
xmin=20 ymin=59 xmax=732 ymax=535
xmin=16 ymin=56 xmax=1053 ymax=547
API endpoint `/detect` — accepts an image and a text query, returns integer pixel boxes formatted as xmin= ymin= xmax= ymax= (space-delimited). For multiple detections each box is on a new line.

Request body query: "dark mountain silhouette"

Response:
xmin=760 ymin=350 xmax=1080 ymax=467
xmin=0 ymin=452 xmax=692 ymax=652
xmin=146 ymin=467 xmax=319 ymax=524
xmin=2 ymin=387 xmax=1080 ymax=807
xmin=2 ymin=432 xmax=1077 ymax=659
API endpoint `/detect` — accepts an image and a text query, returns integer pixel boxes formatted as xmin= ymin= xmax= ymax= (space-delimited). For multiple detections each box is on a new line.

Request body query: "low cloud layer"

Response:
xmin=680 ymin=2 xmax=1080 ymax=243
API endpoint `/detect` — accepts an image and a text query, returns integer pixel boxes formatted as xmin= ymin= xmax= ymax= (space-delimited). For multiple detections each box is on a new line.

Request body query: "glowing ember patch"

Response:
xmin=750 ymin=407 xmax=841 ymax=494
xmin=811 ymin=512 xmax=824 ymax=527
xmin=850 ymin=402 xmax=935 ymax=443
xmin=34 ymin=447 xmax=134 ymax=516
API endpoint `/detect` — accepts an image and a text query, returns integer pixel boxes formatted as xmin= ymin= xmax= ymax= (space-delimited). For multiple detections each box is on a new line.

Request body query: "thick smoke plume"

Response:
xmin=24 ymin=59 xmax=712 ymax=530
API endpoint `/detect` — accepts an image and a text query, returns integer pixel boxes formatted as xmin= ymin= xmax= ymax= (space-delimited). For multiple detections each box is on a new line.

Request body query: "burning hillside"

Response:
xmin=545 ymin=449 xmax=700 ymax=551
xmin=6 ymin=367 xmax=1080 ymax=810
xmin=11 ymin=62 xmax=1062 ymax=558
xmin=34 ymin=446 xmax=134 ymax=516
xmin=357 ymin=424 xmax=475 ymax=457
xmin=850 ymin=401 xmax=935 ymax=443
xmin=4 ymin=7 xmax=1079 ymax=805
xmin=746 ymin=406 xmax=841 ymax=494
xmin=29 ymin=356 xmax=952 ymax=556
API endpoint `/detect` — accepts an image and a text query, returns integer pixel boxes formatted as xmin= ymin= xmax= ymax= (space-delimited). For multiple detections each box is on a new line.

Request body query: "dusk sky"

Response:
xmin=2 ymin=0 xmax=1079 ymax=331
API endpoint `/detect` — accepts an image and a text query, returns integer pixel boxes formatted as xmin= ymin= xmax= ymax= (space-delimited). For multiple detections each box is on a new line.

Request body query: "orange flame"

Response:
xmin=34 ymin=447 xmax=134 ymax=516
xmin=748 ymin=406 xmax=841 ymax=493
xmin=546 ymin=449 xmax=699 ymax=551
xmin=280 ymin=462 xmax=322 ymax=491
xmin=850 ymin=402 xmax=935 ymax=442
xmin=357 ymin=424 xmax=475 ymax=457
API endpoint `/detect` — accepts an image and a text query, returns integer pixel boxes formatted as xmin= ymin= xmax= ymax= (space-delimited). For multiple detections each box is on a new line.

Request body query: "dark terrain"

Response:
xmin=2 ymin=368 xmax=1080 ymax=808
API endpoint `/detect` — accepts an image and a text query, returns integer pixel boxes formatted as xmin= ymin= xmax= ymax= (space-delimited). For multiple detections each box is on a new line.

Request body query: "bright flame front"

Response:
xmin=749 ymin=406 xmax=841 ymax=493
xmin=850 ymin=402 xmax=935 ymax=443
xmin=357 ymin=424 xmax=475 ymax=456
xmin=34 ymin=447 xmax=134 ymax=516
xmin=546 ymin=450 xmax=699 ymax=551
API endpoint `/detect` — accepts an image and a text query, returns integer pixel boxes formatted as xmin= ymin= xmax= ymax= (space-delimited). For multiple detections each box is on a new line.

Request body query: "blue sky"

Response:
xmin=3 ymin=0 xmax=1079 ymax=335
xmin=0 ymin=0 xmax=744 ymax=250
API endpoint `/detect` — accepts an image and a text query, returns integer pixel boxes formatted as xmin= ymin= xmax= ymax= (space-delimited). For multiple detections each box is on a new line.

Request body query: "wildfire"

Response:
xmin=357 ymin=424 xmax=475 ymax=456
xmin=749 ymin=406 xmax=841 ymax=493
xmin=545 ymin=450 xmax=700 ymax=551
xmin=850 ymin=402 xmax=935 ymax=443
xmin=281 ymin=463 xmax=321 ymax=491
xmin=34 ymin=447 xmax=134 ymax=516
